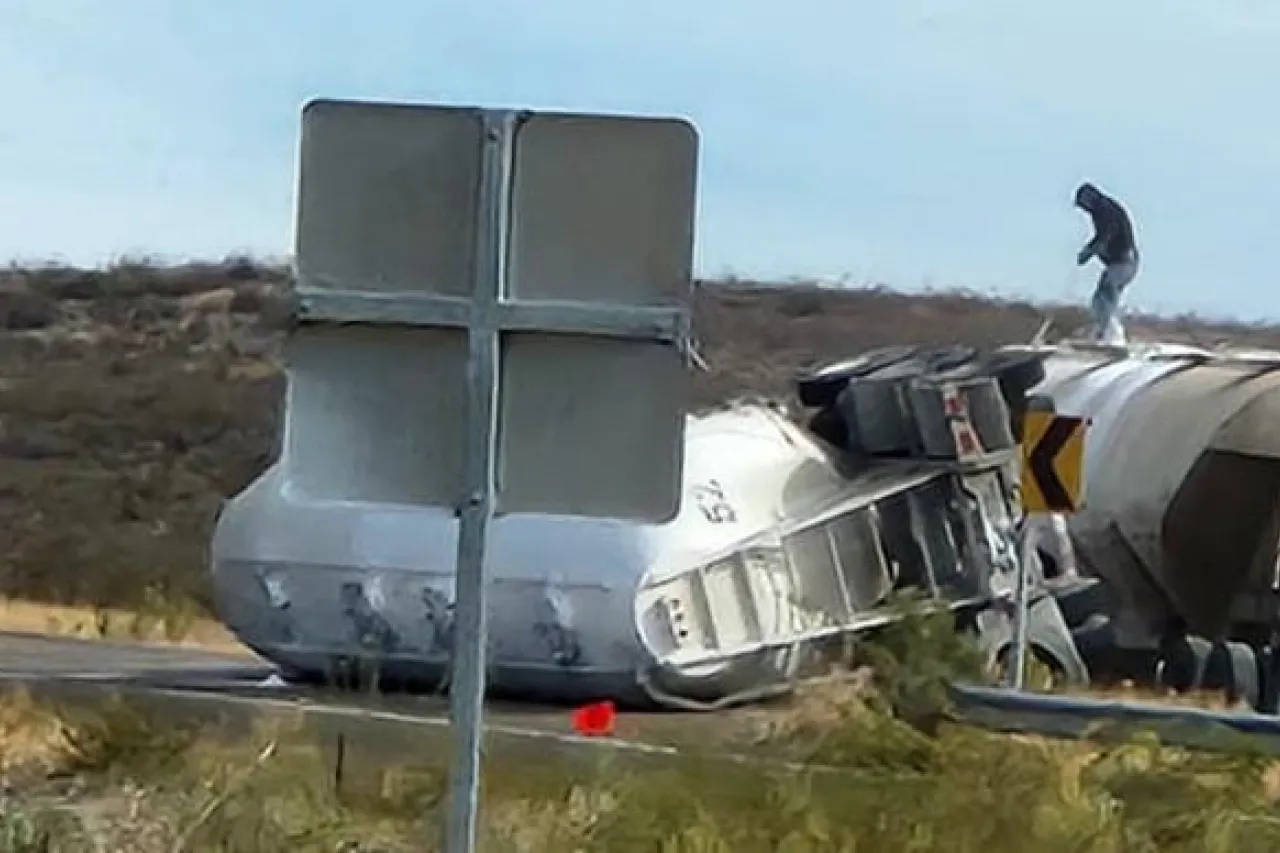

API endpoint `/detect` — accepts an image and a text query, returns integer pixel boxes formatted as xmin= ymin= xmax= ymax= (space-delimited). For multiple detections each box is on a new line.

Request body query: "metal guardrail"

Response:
xmin=948 ymin=681 xmax=1280 ymax=755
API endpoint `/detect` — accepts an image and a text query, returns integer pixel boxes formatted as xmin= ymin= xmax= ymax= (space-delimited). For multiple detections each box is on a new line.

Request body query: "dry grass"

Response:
xmin=0 ymin=610 xmax=1277 ymax=851
xmin=0 ymin=599 xmax=247 ymax=655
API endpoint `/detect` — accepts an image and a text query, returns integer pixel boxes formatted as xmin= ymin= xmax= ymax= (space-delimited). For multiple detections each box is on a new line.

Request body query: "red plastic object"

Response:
xmin=571 ymin=700 xmax=616 ymax=737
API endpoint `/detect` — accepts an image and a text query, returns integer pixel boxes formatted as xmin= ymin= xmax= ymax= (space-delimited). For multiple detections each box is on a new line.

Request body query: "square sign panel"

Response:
xmin=294 ymin=99 xmax=483 ymax=297
xmin=282 ymin=325 xmax=468 ymax=507
xmin=499 ymin=113 xmax=698 ymax=521
xmin=507 ymin=113 xmax=698 ymax=305
xmin=499 ymin=333 xmax=689 ymax=520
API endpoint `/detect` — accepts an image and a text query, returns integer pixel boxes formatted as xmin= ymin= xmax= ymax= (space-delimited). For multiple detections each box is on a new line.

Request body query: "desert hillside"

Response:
xmin=3 ymin=259 xmax=1278 ymax=617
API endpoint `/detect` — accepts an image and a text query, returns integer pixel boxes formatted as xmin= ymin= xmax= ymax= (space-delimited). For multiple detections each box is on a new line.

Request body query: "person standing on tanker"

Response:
xmin=1074 ymin=182 xmax=1139 ymax=345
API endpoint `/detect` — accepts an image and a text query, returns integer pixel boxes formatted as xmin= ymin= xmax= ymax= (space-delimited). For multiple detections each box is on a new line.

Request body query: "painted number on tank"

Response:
xmin=693 ymin=479 xmax=737 ymax=524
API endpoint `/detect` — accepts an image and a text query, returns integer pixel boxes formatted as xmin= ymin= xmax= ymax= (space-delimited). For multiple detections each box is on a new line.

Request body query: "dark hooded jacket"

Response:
xmin=1078 ymin=187 xmax=1137 ymax=265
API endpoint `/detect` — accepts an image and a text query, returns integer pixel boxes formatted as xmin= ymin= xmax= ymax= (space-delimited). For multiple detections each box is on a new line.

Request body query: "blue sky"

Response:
xmin=2 ymin=0 xmax=1278 ymax=320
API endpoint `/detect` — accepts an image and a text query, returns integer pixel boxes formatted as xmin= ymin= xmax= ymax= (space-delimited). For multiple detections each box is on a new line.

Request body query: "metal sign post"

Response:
xmin=444 ymin=110 xmax=507 ymax=853
xmin=1008 ymin=519 xmax=1036 ymax=690
xmin=289 ymin=99 xmax=699 ymax=853
xmin=1008 ymin=410 xmax=1088 ymax=689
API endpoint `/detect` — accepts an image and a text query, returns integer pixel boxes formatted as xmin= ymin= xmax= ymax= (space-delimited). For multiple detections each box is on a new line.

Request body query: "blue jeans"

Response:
xmin=1091 ymin=251 xmax=1139 ymax=344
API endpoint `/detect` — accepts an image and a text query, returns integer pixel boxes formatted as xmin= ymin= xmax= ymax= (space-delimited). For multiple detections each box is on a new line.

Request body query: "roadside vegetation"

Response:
xmin=0 ymin=605 xmax=1277 ymax=851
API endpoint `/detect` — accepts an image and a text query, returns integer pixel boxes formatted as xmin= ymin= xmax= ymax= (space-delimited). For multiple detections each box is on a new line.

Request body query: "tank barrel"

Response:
xmin=1028 ymin=344 xmax=1280 ymax=643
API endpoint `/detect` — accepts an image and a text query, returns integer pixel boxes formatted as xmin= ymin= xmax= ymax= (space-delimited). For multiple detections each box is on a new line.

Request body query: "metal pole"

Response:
xmin=1008 ymin=518 xmax=1037 ymax=690
xmin=443 ymin=110 xmax=510 ymax=853
xmin=1049 ymin=512 xmax=1078 ymax=580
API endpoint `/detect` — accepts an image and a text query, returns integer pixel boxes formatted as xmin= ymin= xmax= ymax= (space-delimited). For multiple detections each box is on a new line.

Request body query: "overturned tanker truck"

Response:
xmin=209 ymin=339 xmax=1090 ymax=709
xmin=1007 ymin=338 xmax=1280 ymax=712
xmin=804 ymin=336 xmax=1280 ymax=712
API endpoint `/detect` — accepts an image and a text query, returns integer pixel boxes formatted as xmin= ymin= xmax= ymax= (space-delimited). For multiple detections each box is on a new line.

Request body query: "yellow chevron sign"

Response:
xmin=1019 ymin=411 xmax=1087 ymax=514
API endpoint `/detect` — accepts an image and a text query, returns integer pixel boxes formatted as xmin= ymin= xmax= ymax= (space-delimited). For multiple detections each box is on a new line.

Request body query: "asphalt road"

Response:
xmin=0 ymin=630 xmax=275 ymax=682
xmin=0 ymin=631 xmax=761 ymax=748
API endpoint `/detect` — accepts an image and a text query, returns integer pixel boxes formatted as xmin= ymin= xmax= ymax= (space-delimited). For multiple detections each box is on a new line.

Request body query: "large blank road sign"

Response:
xmin=287 ymin=99 xmax=699 ymax=522
xmin=287 ymin=98 xmax=700 ymax=853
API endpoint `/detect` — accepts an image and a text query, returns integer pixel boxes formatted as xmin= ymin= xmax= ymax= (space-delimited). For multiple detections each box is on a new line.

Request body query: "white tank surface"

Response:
xmin=1011 ymin=339 xmax=1280 ymax=646
xmin=215 ymin=404 xmax=861 ymax=704
xmin=211 ymin=380 xmax=1080 ymax=708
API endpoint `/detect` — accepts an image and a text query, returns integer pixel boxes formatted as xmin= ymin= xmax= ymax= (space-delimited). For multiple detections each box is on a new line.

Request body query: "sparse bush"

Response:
xmin=0 ymin=289 xmax=57 ymax=331
xmin=851 ymin=591 xmax=988 ymax=729
xmin=17 ymin=264 xmax=110 ymax=301
xmin=56 ymin=693 xmax=202 ymax=778
xmin=0 ymin=802 xmax=79 ymax=853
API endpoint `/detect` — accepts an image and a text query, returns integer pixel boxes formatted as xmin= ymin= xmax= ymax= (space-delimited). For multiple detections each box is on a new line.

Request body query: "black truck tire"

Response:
xmin=795 ymin=345 xmax=919 ymax=408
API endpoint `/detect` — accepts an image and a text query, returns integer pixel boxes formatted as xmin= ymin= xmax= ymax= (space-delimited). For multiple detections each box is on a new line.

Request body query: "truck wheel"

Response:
xmin=977 ymin=350 xmax=1049 ymax=438
xmin=1157 ymin=635 xmax=1213 ymax=692
xmin=806 ymin=405 xmax=848 ymax=449
xmin=1258 ymin=646 xmax=1280 ymax=714
xmin=916 ymin=344 xmax=980 ymax=377
xmin=1204 ymin=641 xmax=1261 ymax=709
xmin=981 ymin=349 xmax=1048 ymax=402
xmin=795 ymin=345 xmax=918 ymax=408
